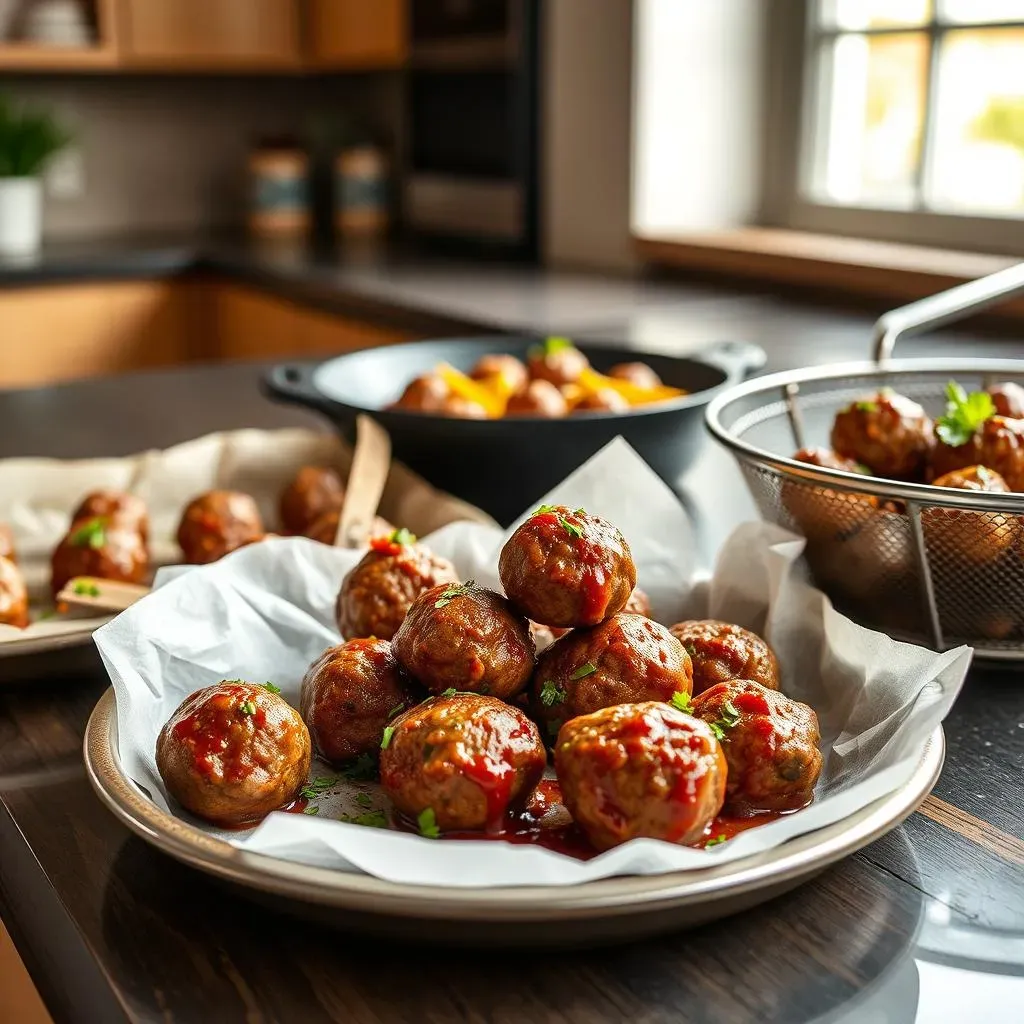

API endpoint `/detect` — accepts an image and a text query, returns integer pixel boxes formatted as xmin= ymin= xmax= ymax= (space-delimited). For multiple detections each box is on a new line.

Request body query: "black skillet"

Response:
xmin=263 ymin=337 xmax=766 ymax=525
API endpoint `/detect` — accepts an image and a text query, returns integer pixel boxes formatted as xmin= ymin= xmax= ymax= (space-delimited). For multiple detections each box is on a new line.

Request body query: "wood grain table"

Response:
xmin=1 ymin=322 xmax=1023 ymax=1023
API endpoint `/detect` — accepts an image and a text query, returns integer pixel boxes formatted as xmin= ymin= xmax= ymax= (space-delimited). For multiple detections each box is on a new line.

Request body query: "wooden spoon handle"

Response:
xmin=335 ymin=415 xmax=392 ymax=548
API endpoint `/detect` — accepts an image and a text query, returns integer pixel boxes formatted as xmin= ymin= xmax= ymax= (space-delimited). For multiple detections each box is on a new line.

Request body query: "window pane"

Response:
xmin=819 ymin=0 xmax=931 ymax=30
xmin=926 ymin=29 xmax=1024 ymax=213
xmin=809 ymin=33 xmax=928 ymax=207
xmin=940 ymin=0 xmax=1024 ymax=24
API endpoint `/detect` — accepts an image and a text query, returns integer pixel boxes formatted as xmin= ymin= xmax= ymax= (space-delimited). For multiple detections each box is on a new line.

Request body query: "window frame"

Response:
xmin=761 ymin=0 xmax=1024 ymax=256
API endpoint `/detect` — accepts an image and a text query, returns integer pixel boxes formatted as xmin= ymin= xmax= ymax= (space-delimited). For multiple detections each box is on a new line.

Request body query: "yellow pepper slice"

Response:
xmin=578 ymin=367 xmax=685 ymax=407
xmin=435 ymin=363 xmax=507 ymax=417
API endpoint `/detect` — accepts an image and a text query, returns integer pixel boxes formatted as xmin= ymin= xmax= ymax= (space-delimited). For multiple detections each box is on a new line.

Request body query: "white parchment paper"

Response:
xmin=95 ymin=439 xmax=971 ymax=888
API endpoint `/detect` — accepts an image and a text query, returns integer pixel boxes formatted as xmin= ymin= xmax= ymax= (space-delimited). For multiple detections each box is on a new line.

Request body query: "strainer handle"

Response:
xmin=873 ymin=261 xmax=1024 ymax=363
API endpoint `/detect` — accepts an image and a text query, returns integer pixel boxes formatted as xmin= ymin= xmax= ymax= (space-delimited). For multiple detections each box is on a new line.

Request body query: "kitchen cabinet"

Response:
xmin=0 ymin=923 xmax=51 ymax=1024
xmin=306 ymin=0 xmax=407 ymax=69
xmin=116 ymin=0 xmax=301 ymax=69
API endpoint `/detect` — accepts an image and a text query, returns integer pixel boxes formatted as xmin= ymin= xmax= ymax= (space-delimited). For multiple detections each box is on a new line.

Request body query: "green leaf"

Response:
xmin=440 ymin=687 xmax=458 ymax=698
xmin=388 ymin=527 xmax=416 ymax=546
xmin=670 ymin=691 xmax=693 ymax=713
xmin=418 ymin=807 xmax=440 ymax=839
xmin=854 ymin=400 xmax=878 ymax=413
xmin=936 ymin=380 xmax=996 ymax=447
xmin=299 ymin=776 xmax=338 ymax=800
xmin=380 ymin=725 xmax=395 ymax=750
xmin=239 ymin=700 xmax=257 ymax=716
xmin=540 ymin=680 xmax=566 ymax=706
xmin=72 ymin=581 xmax=100 ymax=597
xmin=558 ymin=514 xmax=583 ymax=539
xmin=303 ymin=804 xmax=320 ymax=815
xmin=569 ymin=662 xmax=597 ymax=680
xmin=0 ymin=95 xmax=71 ymax=177
xmin=434 ymin=580 xmax=475 ymax=609
xmin=340 ymin=753 xmax=378 ymax=782
xmin=533 ymin=504 xmax=559 ymax=516
xmin=356 ymin=792 xmax=373 ymax=809
xmin=705 ymin=835 xmax=728 ymax=848
xmin=340 ymin=809 xmax=388 ymax=829
xmin=263 ymin=681 xmax=281 ymax=694
xmin=68 ymin=517 xmax=106 ymax=550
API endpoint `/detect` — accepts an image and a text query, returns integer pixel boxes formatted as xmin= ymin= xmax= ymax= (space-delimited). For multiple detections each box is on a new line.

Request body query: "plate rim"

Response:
xmin=84 ymin=688 xmax=944 ymax=923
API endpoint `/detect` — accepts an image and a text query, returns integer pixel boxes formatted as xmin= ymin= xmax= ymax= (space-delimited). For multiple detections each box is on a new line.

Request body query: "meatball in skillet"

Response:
xmin=470 ymin=354 xmax=529 ymax=396
xmin=156 ymin=681 xmax=311 ymax=827
xmin=279 ymin=466 xmax=345 ymax=536
xmin=690 ymin=679 xmax=822 ymax=815
xmin=555 ymin=702 xmax=726 ymax=851
xmin=335 ymin=534 xmax=458 ymax=642
xmin=527 ymin=338 xmax=590 ymax=387
xmin=177 ymin=491 xmax=264 ymax=565
xmin=531 ymin=613 xmax=692 ymax=743
xmin=831 ymin=390 xmax=933 ymax=480
xmin=499 ymin=505 xmax=636 ymax=629
xmin=667 ymin=620 xmax=779 ymax=697
xmin=505 ymin=380 xmax=569 ymax=418
xmin=392 ymin=582 xmax=535 ymax=701
xmin=300 ymin=639 xmax=418 ymax=765
xmin=380 ymin=693 xmax=546 ymax=834
xmin=574 ymin=388 xmax=629 ymax=414
xmin=51 ymin=516 xmax=149 ymax=597
xmin=0 ymin=556 xmax=28 ymax=629
xmin=609 ymin=362 xmax=662 ymax=390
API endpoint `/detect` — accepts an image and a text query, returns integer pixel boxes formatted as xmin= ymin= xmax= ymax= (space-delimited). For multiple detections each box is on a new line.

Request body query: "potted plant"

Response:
xmin=0 ymin=95 xmax=70 ymax=256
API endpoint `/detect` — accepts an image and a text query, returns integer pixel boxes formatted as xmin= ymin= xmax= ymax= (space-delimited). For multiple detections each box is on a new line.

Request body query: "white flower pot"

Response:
xmin=0 ymin=177 xmax=43 ymax=257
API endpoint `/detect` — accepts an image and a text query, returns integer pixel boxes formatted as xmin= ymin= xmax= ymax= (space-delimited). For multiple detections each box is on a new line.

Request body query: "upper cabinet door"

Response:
xmin=118 ymin=0 xmax=301 ymax=68
xmin=306 ymin=0 xmax=407 ymax=69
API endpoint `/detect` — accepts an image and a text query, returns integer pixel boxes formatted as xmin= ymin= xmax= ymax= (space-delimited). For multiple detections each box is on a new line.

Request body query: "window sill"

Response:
xmin=634 ymin=228 xmax=1024 ymax=317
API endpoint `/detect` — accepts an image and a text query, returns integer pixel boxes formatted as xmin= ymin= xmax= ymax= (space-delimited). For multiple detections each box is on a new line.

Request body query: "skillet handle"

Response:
xmin=261 ymin=362 xmax=335 ymax=417
xmin=697 ymin=340 xmax=767 ymax=380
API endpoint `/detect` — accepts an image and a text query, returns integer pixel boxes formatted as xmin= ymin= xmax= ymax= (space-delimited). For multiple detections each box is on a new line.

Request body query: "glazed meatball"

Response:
xmin=0 ymin=523 xmax=15 ymax=563
xmin=177 ymin=491 xmax=264 ymax=565
xmin=691 ymin=680 xmax=822 ymax=814
xmin=923 ymin=465 xmax=1013 ymax=566
xmin=393 ymin=583 xmax=535 ymax=700
xmin=380 ymin=693 xmax=546 ymax=833
xmin=609 ymin=362 xmax=662 ymax=390
xmin=0 ymin=556 xmax=28 ymax=629
xmin=574 ymin=388 xmax=629 ymax=413
xmin=506 ymin=379 xmax=569 ymax=418
xmin=989 ymin=382 xmax=1024 ymax=419
xmin=667 ymin=620 xmax=779 ymax=697
xmin=932 ymin=416 xmax=1024 ymax=491
xmin=555 ymin=702 xmax=726 ymax=850
xmin=783 ymin=448 xmax=876 ymax=542
xmin=300 ymin=639 xmax=417 ymax=764
xmin=279 ymin=466 xmax=345 ymax=536
xmin=527 ymin=339 xmax=590 ymax=386
xmin=156 ymin=681 xmax=311 ymax=827
xmin=390 ymin=374 xmax=450 ymax=413
xmin=304 ymin=509 xmax=394 ymax=548
xmin=442 ymin=395 xmax=489 ymax=419
xmin=51 ymin=517 xmax=149 ymax=597
xmin=499 ymin=505 xmax=636 ymax=628
xmin=72 ymin=490 xmax=149 ymax=543
xmin=623 ymin=586 xmax=652 ymax=618
xmin=470 ymin=354 xmax=529 ymax=395
xmin=532 ymin=614 xmax=692 ymax=742
xmin=336 ymin=538 xmax=459 ymax=641
xmin=831 ymin=390 xmax=933 ymax=480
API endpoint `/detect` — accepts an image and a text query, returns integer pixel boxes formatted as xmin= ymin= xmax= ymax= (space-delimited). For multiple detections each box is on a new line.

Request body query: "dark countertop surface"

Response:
xmin=0 ymin=251 xmax=1023 ymax=1024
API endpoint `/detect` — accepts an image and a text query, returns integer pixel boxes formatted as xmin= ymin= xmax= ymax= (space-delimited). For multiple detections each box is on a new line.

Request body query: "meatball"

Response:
xmin=380 ymin=693 xmax=546 ymax=833
xmin=177 ymin=491 xmax=264 ymax=565
xmin=989 ymin=382 xmax=1024 ymax=419
xmin=392 ymin=583 xmax=535 ymax=700
xmin=783 ymin=447 xmax=876 ymax=542
xmin=505 ymin=379 xmax=569 ymax=418
xmin=156 ymin=681 xmax=311 ymax=827
xmin=336 ymin=538 xmax=459 ymax=641
xmin=442 ymin=395 xmax=489 ymax=419
xmin=304 ymin=509 xmax=394 ymax=547
xmin=532 ymin=614 xmax=692 ymax=742
xmin=923 ymin=465 xmax=1013 ymax=566
xmin=932 ymin=415 xmax=1024 ymax=491
xmin=300 ymin=639 xmax=417 ymax=764
xmin=667 ymin=620 xmax=779 ymax=697
xmin=51 ymin=517 xmax=149 ymax=597
xmin=470 ymin=354 xmax=529 ymax=395
xmin=499 ymin=505 xmax=636 ymax=628
xmin=623 ymin=586 xmax=652 ymax=618
xmin=574 ymin=388 xmax=629 ymax=413
xmin=279 ymin=466 xmax=345 ymax=536
xmin=555 ymin=702 xmax=726 ymax=851
xmin=390 ymin=374 xmax=450 ymax=413
xmin=527 ymin=339 xmax=590 ymax=386
xmin=72 ymin=490 xmax=149 ymax=543
xmin=691 ymin=680 xmax=822 ymax=815
xmin=831 ymin=390 xmax=933 ymax=480
xmin=0 ymin=523 xmax=15 ymax=563
xmin=0 ymin=556 xmax=29 ymax=629
xmin=609 ymin=362 xmax=662 ymax=390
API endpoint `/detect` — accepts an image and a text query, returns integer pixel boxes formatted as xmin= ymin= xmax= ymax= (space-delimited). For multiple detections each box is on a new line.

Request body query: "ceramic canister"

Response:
xmin=248 ymin=147 xmax=310 ymax=237
xmin=335 ymin=146 xmax=389 ymax=237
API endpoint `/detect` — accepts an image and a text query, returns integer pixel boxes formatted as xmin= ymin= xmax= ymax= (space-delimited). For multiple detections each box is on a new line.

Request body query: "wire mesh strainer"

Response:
xmin=706 ymin=263 xmax=1024 ymax=660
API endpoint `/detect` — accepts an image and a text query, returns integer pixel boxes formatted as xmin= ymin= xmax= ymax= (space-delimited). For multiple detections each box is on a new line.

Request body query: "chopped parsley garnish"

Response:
xmin=300 ymin=776 xmax=338 ymax=800
xmin=440 ymin=687 xmax=458 ymax=698
xmin=340 ymin=810 xmax=388 ymax=829
xmin=708 ymin=699 xmax=741 ymax=741
xmin=263 ymin=681 xmax=281 ymax=694
xmin=705 ymin=835 xmax=728 ymax=848
xmin=434 ymin=580 xmax=475 ymax=609
xmin=381 ymin=725 xmax=395 ymax=750
xmin=540 ymin=680 xmax=566 ymax=706
xmin=533 ymin=503 xmax=558 ymax=516
xmin=303 ymin=804 xmax=320 ymax=815
xmin=670 ymin=691 xmax=693 ymax=713
xmin=528 ymin=336 xmax=576 ymax=361
xmin=418 ymin=807 xmax=440 ymax=839
xmin=356 ymin=792 xmax=373 ymax=809
xmin=854 ymin=400 xmax=878 ymax=413
xmin=936 ymin=381 xmax=996 ymax=447
xmin=239 ymin=699 xmax=257 ymax=716
xmin=340 ymin=753 xmax=378 ymax=782
xmin=570 ymin=662 xmax=597 ymax=680
xmin=386 ymin=703 xmax=405 ymax=719
xmin=72 ymin=581 xmax=100 ymax=597
xmin=69 ymin=517 xmax=106 ymax=550
xmin=388 ymin=527 xmax=417 ymax=546
xmin=559 ymin=514 xmax=583 ymax=539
